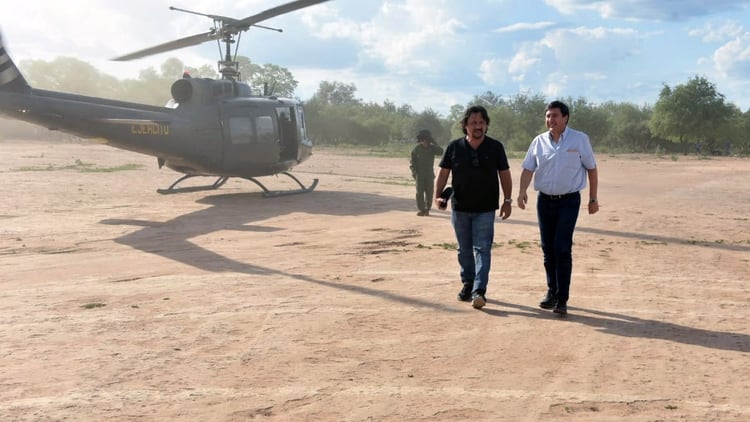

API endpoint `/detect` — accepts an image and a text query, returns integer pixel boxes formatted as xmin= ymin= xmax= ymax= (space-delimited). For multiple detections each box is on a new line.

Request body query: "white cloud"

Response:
xmin=507 ymin=26 xmax=640 ymax=83
xmin=545 ymin=0 xmax=748 ymax=22
xmin=479 ymin=59 xmax=511 ymax=85
xmin=494 ymin=21 xmax=556 ymax=33
xmin=508 ymin=46 xmax=546 ymax=76
xmin=713 ymin=33 xmax=750 ymax=77
xmin=689 ymin=20 xmax=745 ymax=43
xmin=583 ymin=72 xmax=608 ymax=81
xmin=542 ymin=72 xmax=569 ymax=98
xmin=305 ymin=0 xmax=466 ymax=75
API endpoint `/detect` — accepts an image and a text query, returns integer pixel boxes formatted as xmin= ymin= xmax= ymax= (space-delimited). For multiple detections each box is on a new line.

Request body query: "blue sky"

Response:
xmin=2 ymin=0 xmax=750 ymax=115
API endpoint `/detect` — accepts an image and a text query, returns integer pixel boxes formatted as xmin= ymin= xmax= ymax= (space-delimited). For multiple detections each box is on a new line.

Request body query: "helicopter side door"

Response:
xmin=276 ymin=106 xmax=299 ymax=162
xmin=221 ymin=107 xmax=279 ymax=176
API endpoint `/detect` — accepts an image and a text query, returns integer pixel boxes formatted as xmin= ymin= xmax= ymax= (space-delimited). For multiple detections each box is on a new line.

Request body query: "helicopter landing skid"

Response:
xmin=157 ymin=175 xmax=229 ymax=194
xmin=242 ymin=172 xmax=319 ymax=197
xmin=156 ymin=172 xmax=318 ymax=197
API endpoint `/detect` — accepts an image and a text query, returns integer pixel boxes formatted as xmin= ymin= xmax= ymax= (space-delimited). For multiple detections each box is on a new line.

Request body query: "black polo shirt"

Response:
xmin=439 ymin=136 xmax=510 ymax=212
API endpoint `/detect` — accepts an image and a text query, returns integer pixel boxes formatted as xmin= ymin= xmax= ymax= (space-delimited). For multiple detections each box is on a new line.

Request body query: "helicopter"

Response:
xmin=0 ymin=0 xmax=331 ymax=196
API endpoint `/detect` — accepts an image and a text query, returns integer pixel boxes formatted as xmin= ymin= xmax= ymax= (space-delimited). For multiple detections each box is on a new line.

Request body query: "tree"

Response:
xmin=445 ymin=104 xmax=466 ymax=138
xmin=408 ymin=109 xmax=447 ymax=144
xmin=160 ymin=57 xmax=186 ymax=79
xmin=649 ymin=75 xmax=733 ymax=154
xmin=486 ymin=105 xmax=520 ymax=150
xmin=600 ymin=102 xmax=654 ymax=152
xmin=739 ymin=110 xmax=750 ymax=155
xmin=225 ymin=56 xmax=298 ymax=97
xmin=234 ymin=56 xmax=260 ymax=83
xmin=471 ymin=91 xmax=505 ymax=108
xmin=20 ymin=57 xmax=120 ymax=98
xmin=448 ymin=104 xmax=465 ymax=123
xmin=123 ymin=67 xmax=172 ymax=106
xmin=249 ymin=63 xmax=298 ymax=97
xmin=311 ymin=81 xmax=360 ymax=105
xmin=184 ymin=64 xmax=219 ymax=79
xmin=566 ymin=97 xmax=611 ymax=148
xmin=397 ymin=104 xmax=415 ymax=116
xmin=507 ymin=92 xmax=547 ymax=147
xmin=723 ymin=105 xmax=747 ymax=156
xmin=382 ymin=100 xmax=397 ymax=113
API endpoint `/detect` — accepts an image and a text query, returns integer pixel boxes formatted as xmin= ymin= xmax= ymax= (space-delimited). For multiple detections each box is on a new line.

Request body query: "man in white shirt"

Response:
xmin=517 ymin=100 xmax=599 ymax=315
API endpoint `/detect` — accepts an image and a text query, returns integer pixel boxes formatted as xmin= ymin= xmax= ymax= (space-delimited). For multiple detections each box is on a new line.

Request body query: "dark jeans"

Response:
xmin=536 ymin=192 xmax=580 ymax=302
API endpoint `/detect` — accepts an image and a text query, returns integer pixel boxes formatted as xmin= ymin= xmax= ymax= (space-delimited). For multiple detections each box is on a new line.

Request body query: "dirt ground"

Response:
xmin=0 ymin=139 xmax=748 ymax=421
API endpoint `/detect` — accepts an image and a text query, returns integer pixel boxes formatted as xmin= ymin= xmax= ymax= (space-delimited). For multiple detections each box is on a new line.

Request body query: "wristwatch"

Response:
xmin=504 ymin=198 xmax=513 ymax=204
xmin=589 ymin=198 xmax=598 ymax=204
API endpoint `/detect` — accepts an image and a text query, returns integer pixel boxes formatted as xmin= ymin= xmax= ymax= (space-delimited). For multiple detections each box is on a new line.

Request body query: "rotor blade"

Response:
xmin=111 ymin=0 xmax=330 ymax=61
xmin=112 ymin=30 xmax=218 ymax=61
xmin=228 ymin=0 xmax=330 ymax=32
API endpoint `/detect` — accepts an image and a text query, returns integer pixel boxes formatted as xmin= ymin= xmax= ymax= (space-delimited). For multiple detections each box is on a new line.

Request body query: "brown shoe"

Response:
xmin=471 ymin=294 xmax=486 ymax=309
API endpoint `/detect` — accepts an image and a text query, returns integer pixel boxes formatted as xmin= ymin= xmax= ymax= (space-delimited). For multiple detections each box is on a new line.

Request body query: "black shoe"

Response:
xmin=553 ymin=300 xmax=567 ymax=315
xmin=539 ymin=294 xmax=557 ymax=310
xmin=457 ymin=285 xmax=472 ymax=302
xmin=417 ymin=211 xmax=425 ymax=216
xmin=471 ymin=293 xmax=486 ymax=309
xmin=424 ymin=210 xmax=430 ymax=216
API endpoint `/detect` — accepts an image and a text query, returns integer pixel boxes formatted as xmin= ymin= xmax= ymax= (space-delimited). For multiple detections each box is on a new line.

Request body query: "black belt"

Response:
xmin=539 ymin=191 xmax=579 ymax=200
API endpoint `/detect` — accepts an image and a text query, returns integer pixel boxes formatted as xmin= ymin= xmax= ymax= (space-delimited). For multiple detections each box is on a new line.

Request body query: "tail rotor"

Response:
xmin=0 ymin=31 xmax=30 ymax=93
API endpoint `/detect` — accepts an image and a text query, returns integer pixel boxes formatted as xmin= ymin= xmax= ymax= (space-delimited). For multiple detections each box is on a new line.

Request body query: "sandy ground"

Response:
xmin=0 ymin=139 xmax=748 ymax=421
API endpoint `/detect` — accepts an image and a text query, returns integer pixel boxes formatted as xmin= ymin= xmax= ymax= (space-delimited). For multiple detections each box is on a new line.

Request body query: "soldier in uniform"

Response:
xmin=410 ymin=129 xmax=444 ymax=216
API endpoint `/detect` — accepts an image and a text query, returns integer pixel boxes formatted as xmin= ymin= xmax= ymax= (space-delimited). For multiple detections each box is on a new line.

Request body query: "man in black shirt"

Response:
xmin=435 ymin=105 xmax=513 ymax=309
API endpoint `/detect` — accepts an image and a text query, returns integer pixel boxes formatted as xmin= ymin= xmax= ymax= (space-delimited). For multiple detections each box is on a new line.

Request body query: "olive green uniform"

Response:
xmin=410 ymin=141 xmax=444 ymax=215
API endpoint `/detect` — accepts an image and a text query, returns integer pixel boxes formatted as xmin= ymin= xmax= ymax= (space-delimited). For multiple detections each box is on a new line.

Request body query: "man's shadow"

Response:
xmin=484 ymin=299 xmax=749 ymax=353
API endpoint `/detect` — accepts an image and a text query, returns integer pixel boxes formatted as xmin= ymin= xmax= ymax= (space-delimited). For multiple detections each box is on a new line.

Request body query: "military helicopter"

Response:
xmin=0 ymin=0 xmax=330 ymax=196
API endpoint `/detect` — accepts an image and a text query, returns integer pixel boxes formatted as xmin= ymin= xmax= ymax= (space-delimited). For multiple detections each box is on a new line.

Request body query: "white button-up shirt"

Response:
xmin=521 ymin=126 xmax=597 ymax=195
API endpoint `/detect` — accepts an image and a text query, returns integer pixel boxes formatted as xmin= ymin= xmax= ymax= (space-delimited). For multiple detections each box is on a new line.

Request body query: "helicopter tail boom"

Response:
xmin=0 ymin=31 xmax=179 ymax=154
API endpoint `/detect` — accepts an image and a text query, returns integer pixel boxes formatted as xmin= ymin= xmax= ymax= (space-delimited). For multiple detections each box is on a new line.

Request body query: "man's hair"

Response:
xmin=545 ymin=100 xmax=570 ymax=117
xmin=460 ymin=105 xmax=490 ymax=135
xmin=417 ymin=129 xmax=433 ymax=142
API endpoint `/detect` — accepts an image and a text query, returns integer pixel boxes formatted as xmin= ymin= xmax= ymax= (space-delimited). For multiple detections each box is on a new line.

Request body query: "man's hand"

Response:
xmin=499 ymin=202 xmax=511 ymax=220
xmin=588 ymin=199 xmax=599 ymax=215
xmin=517 ymin=192 xmax=528 ymax=210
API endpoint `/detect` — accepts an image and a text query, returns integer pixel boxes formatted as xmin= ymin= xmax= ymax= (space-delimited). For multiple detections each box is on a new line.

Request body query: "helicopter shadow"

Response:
xmin=485 ymin=299 xmax=749 ymax=353
xmin=100 ymin=190 xmax=460 ymax=313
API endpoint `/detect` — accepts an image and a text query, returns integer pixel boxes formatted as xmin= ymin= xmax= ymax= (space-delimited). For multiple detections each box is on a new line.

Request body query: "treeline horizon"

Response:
xmin=2 ymin=56 xmax=749 ymax=156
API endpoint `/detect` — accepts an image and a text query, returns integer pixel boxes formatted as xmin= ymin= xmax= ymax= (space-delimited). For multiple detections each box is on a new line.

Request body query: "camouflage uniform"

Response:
xmin=410 ymin=130 xmax=444 ymax=216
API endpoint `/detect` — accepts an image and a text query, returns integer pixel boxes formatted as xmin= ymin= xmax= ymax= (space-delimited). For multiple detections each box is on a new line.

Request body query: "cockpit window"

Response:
xmin=256 ymin=115 xmax=275 ymax=143
xmin=229 ymin=117 xmax=253 ymax=144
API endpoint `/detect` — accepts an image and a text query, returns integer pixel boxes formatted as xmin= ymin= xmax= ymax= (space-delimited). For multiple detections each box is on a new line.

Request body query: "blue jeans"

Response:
xmin=451 ymin=210 xmax=496 ymax=296
xmin=536 ymin=192 xmax=580 ymax=302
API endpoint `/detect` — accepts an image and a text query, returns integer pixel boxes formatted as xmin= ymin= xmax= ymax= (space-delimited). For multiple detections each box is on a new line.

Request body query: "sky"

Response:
xmin=2 ymin=0 xmax=750 ymax=116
